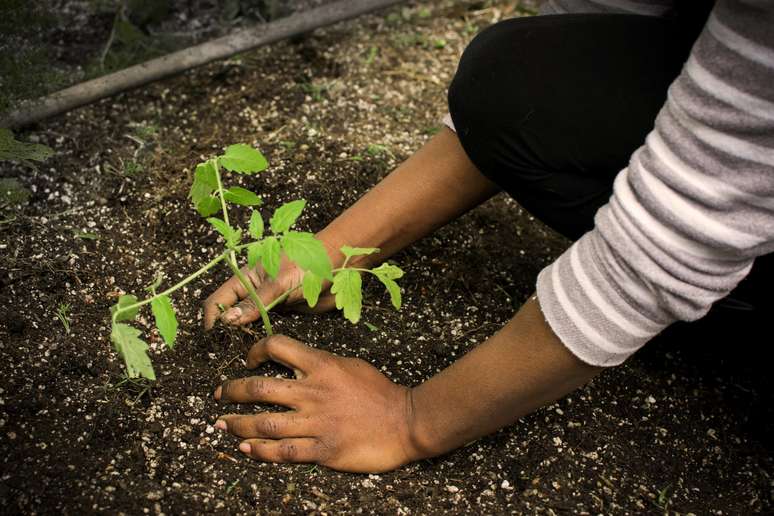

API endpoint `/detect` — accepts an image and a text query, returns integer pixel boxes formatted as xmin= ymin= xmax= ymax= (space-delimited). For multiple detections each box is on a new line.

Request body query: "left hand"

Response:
xmin=213 ymin=335 xmax=422 ymax=473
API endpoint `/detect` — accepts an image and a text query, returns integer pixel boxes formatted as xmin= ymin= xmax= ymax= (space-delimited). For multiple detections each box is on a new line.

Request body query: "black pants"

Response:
xmin=447 ymin=11 xmax=772 ymax=316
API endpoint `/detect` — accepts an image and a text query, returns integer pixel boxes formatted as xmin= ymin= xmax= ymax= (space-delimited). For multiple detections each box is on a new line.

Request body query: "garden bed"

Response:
xmin=1 ymin=1 xmax=772 ymax=513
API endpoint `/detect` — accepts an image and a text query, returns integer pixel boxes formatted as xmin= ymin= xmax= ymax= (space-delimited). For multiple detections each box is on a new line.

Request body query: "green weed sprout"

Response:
xmin=109 ymin=144 xmax=404 ymax=380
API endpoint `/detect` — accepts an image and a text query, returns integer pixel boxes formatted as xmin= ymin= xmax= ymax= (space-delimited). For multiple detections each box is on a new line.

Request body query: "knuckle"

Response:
xmin=220 ymin=381 xmax=235 ymax=400
xmin=255 ymin=417 xmax=281 ymax=437
xmin=247 ymin=378 xmax=272 ymax=398
xmin=278 ymin=442 xmax=298 ymax=462
xmin=264 ymin=335 xmax=292 ymax=354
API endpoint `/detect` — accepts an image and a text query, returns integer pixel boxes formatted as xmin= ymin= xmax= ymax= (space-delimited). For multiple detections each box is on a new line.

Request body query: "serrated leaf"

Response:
xmin=111 ymin=294 xmax=139 ymax=322
xmin=371 ymin=263 xmax=404 ymax=310
xmin=302 ymin=271 xmax=323 ymax=307
xmin=331 ymin=269 xmax=362 ymax=324
xmin=249 ymin=210 xmax=264 ymax=240
xmin=190 ymin=162 xmax=220 ymax=216
xmin=261 ymin=236 xmax=281 ymax=279
xmin=270 ymin=199 xmax=306 ymax=234
xmin=218 ymin=144 xmax=268 ymax=174
xmin=151 ymin=295 xmax=178 ymax=349
xmin=190 ymin=161 xmax=217 ymax=206
xmin=281 ymin=231 xmax=333 ymax=281
xmin=111 ymin=323 xmax=156 ymax=380
xmin=247 ymin=241 xmax=262 ymax=269
xmin=195 ymin=196 xmax=221 ymax=217
xmin=371 ymin=262 xmax=404 ymax=280
xmin=380 ymin=277 xmax=402 ymax=310
xmin=341 ymin=246 xmax=380 ymax=259
xmin=207 ymin=217 xmax=241 ymax=247
xmin=224 ymin=186 xmax=262 ymax=206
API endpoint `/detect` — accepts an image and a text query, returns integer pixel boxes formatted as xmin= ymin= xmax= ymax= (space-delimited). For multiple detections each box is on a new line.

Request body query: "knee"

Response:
xmin=448 ymin=19 xmax=524 ymax=132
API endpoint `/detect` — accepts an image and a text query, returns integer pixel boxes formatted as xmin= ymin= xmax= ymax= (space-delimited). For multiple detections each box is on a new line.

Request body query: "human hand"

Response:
xmin=203 ymin=258 xmax=336 ymax=329
xmin=213 ymin=335 xmax=422 ymax=473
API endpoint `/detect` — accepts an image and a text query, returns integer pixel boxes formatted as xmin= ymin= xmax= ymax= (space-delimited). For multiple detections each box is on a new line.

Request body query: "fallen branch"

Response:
xmin=1 ymin=0 xmax=405 ymax=129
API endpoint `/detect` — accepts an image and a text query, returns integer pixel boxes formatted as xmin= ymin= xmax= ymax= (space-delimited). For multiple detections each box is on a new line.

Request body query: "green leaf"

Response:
xmin=380 ymin=277 xmax=402 ymax=310
xmin=341 ymin=246 xmax=380 ymax=259
xmin=224 ymin=186 xmax=262 ymax=206
xmin=218 ymin=144 xmax=268 ymax=174
xmin=111 ymin=323 xmax=156 ymax=380
xmin=331 ymin=269 xmax=362 ymax=324
xmin=364 ymin=321 xmax=379 ymax=332
xmin=111 ymin=294 xmax=139 ymax=322
xmin=151 ymin=295 xmax=178 ymax=349
xmin=247 ymin=241 xmax=262 ymax=269
xmin=261 ymin=236 xmax=281 ymax=279
xmin=371 ymin=263 xmax=404 ymax=310
xmin=207 ymin=217 xmax=241 ymax=247
xmin=281 ymin=231 xmax=333 ymax=281
xmin=190 ymin=161 xmax=220 ymax=217
xmin=190 ymin=162 xmax=217 ymax=204
xmin=0 ymin=128 xmax=54 ymax=166
xmin=302 ymin=271 xmax=323 ymax=308
xmin=371 ymin=262 xmax=404 ymax=280
xmin=270 ymin=199 xmax=306 ymax=234
xmin=249 ymin=210 xmax=264 ymax=240
xmin=195 ymin=196 xmax=221 ymax=217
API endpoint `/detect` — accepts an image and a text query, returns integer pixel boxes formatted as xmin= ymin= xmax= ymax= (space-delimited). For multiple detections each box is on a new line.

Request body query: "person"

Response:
xmin=203 ymin=0 xmax=774 ymax=473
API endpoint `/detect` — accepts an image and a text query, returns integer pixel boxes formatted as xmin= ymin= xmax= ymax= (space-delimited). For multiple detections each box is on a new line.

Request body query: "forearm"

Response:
xmin=407 ymin=295 xmax=602 ymax=458
xmin=318 ymin=128 xmax=498 ymax=267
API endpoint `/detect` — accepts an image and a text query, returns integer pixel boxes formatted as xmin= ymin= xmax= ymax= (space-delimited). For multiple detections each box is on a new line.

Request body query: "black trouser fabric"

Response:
xmin=447 ymin=11 xmax=772 ymax=316
xmin=448 ymin=13 xmax=696 ymax=240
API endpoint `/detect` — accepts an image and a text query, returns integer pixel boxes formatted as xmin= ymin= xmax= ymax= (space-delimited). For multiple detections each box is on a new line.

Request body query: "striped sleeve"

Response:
xmin=539 ymin=0 xmax=675 ymax=16
xmin=537 ymin=0 xmax=774 ymax=366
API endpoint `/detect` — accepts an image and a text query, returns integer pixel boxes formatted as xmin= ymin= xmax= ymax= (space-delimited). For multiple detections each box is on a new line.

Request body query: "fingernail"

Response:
xmin=214 ymin=386 xmax=222 ymax=400
xmin=214 ymin=420 xmax=227 ymax=431
xmin=224 ymin=307 xmax=242 ymax=323
xmin=239 ymin=442 xmax=251 ymax=454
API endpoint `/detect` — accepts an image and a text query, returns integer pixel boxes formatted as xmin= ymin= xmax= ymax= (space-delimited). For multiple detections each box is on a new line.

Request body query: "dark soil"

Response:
xmin=1 ymin=1 xmax=772 ymax=514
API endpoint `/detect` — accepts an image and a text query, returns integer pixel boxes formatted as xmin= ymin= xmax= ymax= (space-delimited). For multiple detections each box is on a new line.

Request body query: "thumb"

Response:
xmin=221 ymin=280 xmax=287 ymax=326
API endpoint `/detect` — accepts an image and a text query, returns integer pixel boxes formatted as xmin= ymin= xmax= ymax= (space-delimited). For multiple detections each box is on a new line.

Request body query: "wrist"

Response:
xmin=401 ymin=386 xmax=446 ymax=461
xmin=315 ymin=228 xmax=383 ymax=270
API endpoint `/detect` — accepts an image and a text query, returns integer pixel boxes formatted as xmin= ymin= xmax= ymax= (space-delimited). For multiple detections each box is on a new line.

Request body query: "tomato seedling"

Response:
xmin=110 ymin=144 xmax=404 ymax=380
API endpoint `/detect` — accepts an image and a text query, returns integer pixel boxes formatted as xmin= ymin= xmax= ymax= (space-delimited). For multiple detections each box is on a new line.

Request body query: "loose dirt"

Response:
xmin=1 ymin=1 xmax=771 ymax=514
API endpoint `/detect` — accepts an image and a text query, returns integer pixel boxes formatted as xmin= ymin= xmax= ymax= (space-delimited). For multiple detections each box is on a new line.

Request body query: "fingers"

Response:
xmin=216 ymin=412 xmax=315 ymax=439
xmin=203 ymin=270 xmax=262 ymax=329
xmin=247 ymin=335 xmax=330 ymax=374
xmin=238 ymin=438 xmax=328 ymax=465
xmin=215 ymin=376 xmax=301 ymax=406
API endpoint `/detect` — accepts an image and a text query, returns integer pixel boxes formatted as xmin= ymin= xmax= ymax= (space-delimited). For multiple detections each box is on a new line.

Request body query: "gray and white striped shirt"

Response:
xmin=450 ymin=0 xmax=774 ymax=366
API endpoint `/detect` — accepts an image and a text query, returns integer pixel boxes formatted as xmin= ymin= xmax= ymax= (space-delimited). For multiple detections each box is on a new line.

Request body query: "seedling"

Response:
xmin=109 ymin=144 xmax=404 ymax=380
xmin=56 ymin=303 xmax=71 ymax=334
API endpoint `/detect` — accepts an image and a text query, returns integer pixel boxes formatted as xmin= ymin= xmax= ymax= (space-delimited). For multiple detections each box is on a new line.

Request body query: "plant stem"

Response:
xmin=263 ymin=266 xmax=372 ymax=312
xmin=212 ymin=157 xmax=274 ymax=336
xmin=227 ymin=254 xmax=273 ymax=335
xmin=112 ymin=250 xmax=230 ymax=322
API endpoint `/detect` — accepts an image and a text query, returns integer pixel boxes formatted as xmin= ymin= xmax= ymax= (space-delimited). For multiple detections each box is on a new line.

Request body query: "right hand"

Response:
xmin=203 ymin=259 xmax=336 ymax=329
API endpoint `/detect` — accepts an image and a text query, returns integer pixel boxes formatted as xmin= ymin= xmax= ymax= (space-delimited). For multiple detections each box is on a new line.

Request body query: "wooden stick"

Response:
xmin=2 ymin=0 xmax=405 ymax=128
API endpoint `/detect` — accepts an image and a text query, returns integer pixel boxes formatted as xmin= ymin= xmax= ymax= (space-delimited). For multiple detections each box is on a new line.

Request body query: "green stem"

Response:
xmin=212 ymin=157 xmax=274 ymax=336
xmin=227 ymin=252 xmax=273 ymax=335
xmin=112 ymin=250 xmax=229 ymax=323
xmin=212 ymin=158 xmax=231 ymax=228
xmin=263 ymin=266 xmax=373 ymax=312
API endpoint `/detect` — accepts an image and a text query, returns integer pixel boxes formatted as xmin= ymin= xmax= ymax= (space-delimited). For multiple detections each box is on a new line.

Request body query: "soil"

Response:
xmin=1 ymin=1 xmax=772 ymax=514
